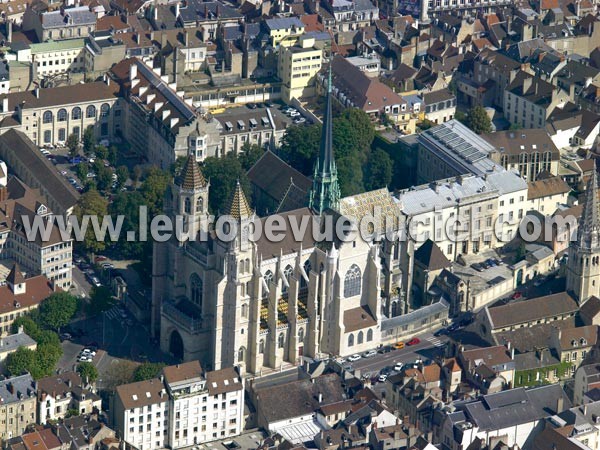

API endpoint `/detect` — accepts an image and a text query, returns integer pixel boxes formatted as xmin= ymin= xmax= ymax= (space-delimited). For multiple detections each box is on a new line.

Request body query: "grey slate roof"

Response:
xmin=381 ymin=300 xmax=449 ymax=331
xmin=41 ymin=6 xmax=96 ymax=29
xmin=449 ymin=384 xmax=571 ymax=432
xmin=264 ymin=17 xmax=304 ymax=31
xmin=0 ymin=331 xmax=35 ymax=354
xmin=178 ymin=0 xmax=242 ymax=24
xmin=0 ymin=374 xmax=36 ymax=404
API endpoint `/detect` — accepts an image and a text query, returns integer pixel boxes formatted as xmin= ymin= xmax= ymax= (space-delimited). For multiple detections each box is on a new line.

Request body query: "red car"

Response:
xmin=95 ymin=256 xmax=108 ymax=263
xmin=511 ymin=291 xmax=523 ymax=300
xmin=407 ymin=338 xmax=421 ymax=346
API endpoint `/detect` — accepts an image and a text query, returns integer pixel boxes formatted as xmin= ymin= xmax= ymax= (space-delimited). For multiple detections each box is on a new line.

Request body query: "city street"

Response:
xmin=350 ymin=333 xmax=450 ymax=378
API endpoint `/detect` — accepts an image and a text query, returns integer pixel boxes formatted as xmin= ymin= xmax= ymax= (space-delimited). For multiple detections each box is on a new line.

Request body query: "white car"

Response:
xmin=78 ymin=356 xmax=90 ymax=362
xmin=347 ymin=354 xmax=361 ymax=362
xmin=363 ymin=349 xmax=377 ymax=358
xmin=378 ymin=374 xmax=388 ymax=382
xmin=393 ymin=362 xmax=404 ymax=372
xmin=289 ymin=111 xmax=301 ymax=117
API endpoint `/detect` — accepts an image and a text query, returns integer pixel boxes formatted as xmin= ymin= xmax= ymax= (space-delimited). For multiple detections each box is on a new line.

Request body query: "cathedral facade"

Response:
xmin=151 ymin=80 xmax=409 ymax=374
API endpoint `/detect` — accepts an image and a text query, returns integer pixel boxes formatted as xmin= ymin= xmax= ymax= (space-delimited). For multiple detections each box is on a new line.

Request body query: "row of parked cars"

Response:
xmin=470 ymin=257 xmax=504 ymax=272
xmin=282 ymin=106 xmax=308 ymax=125
xmin=342 ymin=337 xmax=422 ymax=363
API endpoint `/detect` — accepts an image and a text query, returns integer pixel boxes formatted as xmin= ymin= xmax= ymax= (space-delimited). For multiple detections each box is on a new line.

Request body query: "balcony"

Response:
xmin=162 ymin=299 xmax=203 ymax=334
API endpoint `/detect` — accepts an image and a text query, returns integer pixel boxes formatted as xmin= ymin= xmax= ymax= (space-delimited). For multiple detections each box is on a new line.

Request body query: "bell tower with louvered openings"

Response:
xmin=174 ymin=155 xmax=210 ymax=240
xmin=567 ymin=168 xmax=600 ymax=304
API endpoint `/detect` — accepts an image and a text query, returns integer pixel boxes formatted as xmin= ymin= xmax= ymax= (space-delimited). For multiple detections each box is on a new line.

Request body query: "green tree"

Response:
xmin=140 ymin=167 xmax=171 ymax=216
xmin=466 ymin=106 xmax=492 ymax=134
xmin=77 ymin=361 xmax=99 ymax=383
xmin=103 ymin=360 xmax=137 ymax=391
xmin=34 ymin=343 xmax=62 ymax=378
xmin=66 ymin=409 xmax=80 ymax=418
xmin=38 ymin=292 xmax=78 ymax=331
xmin=83 ymin=126 xmax=96 ymax=156
xmin=278 ymin=123 xmax=322 ymax=175
xmin=133 ymin=362 xmax=165 ymax=382
xmin=96 ymin=165 xmax=113 ymax=192
xmin=109 ymin=191 xmax=146 ymax=258
xmin=417 ymin=119 xmax=435 ymax=131
xmin=202 ymin=154 xmax=251 ymax=213
xmin=107 ymin=146 xmax=118 ymax=166
xmin=115 ymin=166 xmax=129 ymax=190
xmin=239 ymin=142 xmax=265 ymax=171
xmin=75 ymin=163 xmax=89 ymax=182
xmin=132 ymin=166 xmax=143 ymax=186
xmin=170 ymin=157 xmax=186 ymax=178
xmin=66 ymin=133 xmax=79 ymax=158
xmin=11 ymin=316 xmax=39 ymax=336
xmin=88 ymin=286 xmax=115 ymax=315
xmin=365 ymin=148 xmax=393 ymax=191
xmin=95 ymin=145 xmax=109 ymax=161
xmin=6 ymin=347 xmax=35 ymax=376
xmin=74 ymin=189 xmax=109 ymax=253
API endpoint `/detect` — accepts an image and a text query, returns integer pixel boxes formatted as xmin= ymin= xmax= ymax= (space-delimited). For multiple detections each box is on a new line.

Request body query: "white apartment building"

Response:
xmin=8 ymin=39 xmax=86 ymax=79
xmin=163 ymin=361 xmax=244 ymax=448
xmin=398 ymin=170 xmax=528 ymax=261
xmin=114 ymin=378 xmax=170 ymax=450
xmin=114 ymin=362 xmax=244 ymax=450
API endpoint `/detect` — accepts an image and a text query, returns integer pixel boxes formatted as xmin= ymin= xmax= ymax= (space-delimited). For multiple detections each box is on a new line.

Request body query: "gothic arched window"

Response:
xmin=301 ymin=260 xmax=311 ymax=289
xmin=100 ymin=103 xmax=110 ymax=118
xmin=184 ymin=197 xmax=191 ymax=213
xmin=196 ymin=197 xmax=203 ymax=213
xmin=238 ymin=346 xmax=245 ymax=363
xmin=298 ymin=328 xmax=304 ymax=342
xmin=259 ymin=339 xmax=265 ymax=353
xmin=358 ymin=331 xmax=364 ymax=344
xmin=367 ymin=329 xmax=373 ymax=342
xmin=348 ymin=334 xmax=354 ymax=347
xmin=43 ymin=110 xmax=53 ymax=124
xmin=190 ymin=274 xmax=203 ymax=310
xmin=344 ymin=264 xmax=361 ymax=298
xmin=278 ymin=333 xmax=285 ymax=348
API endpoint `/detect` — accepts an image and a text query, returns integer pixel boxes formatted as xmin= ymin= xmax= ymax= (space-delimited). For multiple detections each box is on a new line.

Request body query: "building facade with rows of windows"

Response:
xmin=0 ymin=79 xmax=119 ymax=147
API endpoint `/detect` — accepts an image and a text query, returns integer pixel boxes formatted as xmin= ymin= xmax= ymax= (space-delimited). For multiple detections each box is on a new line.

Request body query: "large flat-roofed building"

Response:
xmin=9 ymin=39 xmax=86 ymax=80
xmin=417 ymin=120 xmax=502 ymax=183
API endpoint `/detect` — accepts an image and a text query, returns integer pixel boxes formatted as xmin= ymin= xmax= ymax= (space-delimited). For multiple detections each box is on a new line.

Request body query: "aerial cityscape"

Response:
xmin=0 ymin=0 xmax=598 ymax=448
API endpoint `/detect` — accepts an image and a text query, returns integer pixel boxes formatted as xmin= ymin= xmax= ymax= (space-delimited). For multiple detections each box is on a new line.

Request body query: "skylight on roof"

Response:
xmin=212 ymin=382 xmax=217 ymax=388
xmin=132 ymin=394 xmax=138 ymax=401
xmin=146 ymin=392 xmax=151 ymax=398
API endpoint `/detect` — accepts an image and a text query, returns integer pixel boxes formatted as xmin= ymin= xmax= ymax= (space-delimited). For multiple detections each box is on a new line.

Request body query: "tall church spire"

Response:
xmin=578 ymin=168 xmax=600 ymax=250
xmin=308 ymin=63 xmax=341 ymax=215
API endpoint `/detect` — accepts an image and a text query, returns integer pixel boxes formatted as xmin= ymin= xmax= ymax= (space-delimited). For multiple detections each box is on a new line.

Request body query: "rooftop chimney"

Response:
xmin=129 ymin=63 xmax=138 ymax=81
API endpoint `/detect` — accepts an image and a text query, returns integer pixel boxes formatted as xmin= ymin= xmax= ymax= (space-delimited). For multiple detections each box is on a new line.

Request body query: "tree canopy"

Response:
xmin=38 ymin=292 xmax=78 ymax=331
xmin=77 ymin=362 xmax=99 ymax=383
xmin=202 ymin=154 xmax=251 ymax=213
xmin=465 ymin=106 xmax=492 ymax=134
xmin=278 ymin=108 xmax=376 ymax=196
xmin=133 ymin=362 xmax=165 ymax=382
xmin=74 ymin=189 xmax=109 ymax=254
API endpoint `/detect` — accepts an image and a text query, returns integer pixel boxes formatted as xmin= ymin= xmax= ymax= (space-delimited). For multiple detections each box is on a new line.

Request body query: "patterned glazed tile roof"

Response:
xmin=227 ymin=181 xmax=252 ymax=219
xmin=339 ymin=188 xmax=401 ymax=234
xmin=177 ymin=156 xmax=207 ymax=191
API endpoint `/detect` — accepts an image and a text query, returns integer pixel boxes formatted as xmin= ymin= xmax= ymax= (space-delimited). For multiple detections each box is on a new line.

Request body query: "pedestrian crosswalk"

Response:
xmin=427 ymin=337 xmax=445 ymax=347
xmin=104 ymin=306 xmax=124 ymax=320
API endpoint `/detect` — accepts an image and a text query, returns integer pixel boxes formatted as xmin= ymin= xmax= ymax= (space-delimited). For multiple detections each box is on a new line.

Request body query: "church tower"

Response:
xmin=567 ymin=168 xmax=600 ymax=303
xmin=174 ymin=155 xmax=210 ymax=240
xmin=308 ymin=66 xmax=341 ymax=215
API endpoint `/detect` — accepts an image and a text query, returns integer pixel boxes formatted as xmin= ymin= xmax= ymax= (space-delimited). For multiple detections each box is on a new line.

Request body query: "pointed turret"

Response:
xmin=227 ymin=180 xmax=253 ymax=220
xmin=308 ymin=64 xmax=341 ymax=215
xmin=177 ymin=155 xmax=207 ymax=191
xmin=577 ymin=169 xmax=600 ymax=250
xmin=7 ymin=263 xmax=25 ymax=295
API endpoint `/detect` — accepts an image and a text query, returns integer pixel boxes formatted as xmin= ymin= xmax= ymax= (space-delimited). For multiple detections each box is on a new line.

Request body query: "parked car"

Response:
xmin=378 ymin=374 xmax=388 ymax=382
xmin=95 ymin=256 xmax=108 ymax=263
xmin=70 ymin=157 xmax=83 ymax=164
xmin=485 ymin=258 xmax=497 ymax=267
xmin=511 ymin=291 xmax=523 ymax=300
xmin=493 ymin=258 xmax=504 ymax=265
xmin=347 ymin=354 xmax=361 ymax=362
xmin=407 ymin=338 xmax=421 ymax=346
xmin=91 ymin=277 xmax=102 ymax=287
xmin=59 ymin=333 xmax=72 ymax=341
xmin=393 ymin=362 xmax=404 ymax=372
xmin=289 ymin=111 xmax=301 ymax=117
xmin=246 ymin=103 xmax=257 ymax=109
xmin=394 ymin=341 xmax=405 ymax=349
xmin=471 ymin=263 xmax=484 ymax=272
xmin=293 ymin=117 xmax=306 ymax=124
xmin=363 ymin=349 xmax=377 ymax=358
xmin=378 ymin=345 xmax=394 ymax=354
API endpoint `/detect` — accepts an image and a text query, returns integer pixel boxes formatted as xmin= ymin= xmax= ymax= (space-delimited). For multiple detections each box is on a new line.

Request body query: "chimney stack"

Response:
xmin=129 ymin=62 xmax=138 ymax=81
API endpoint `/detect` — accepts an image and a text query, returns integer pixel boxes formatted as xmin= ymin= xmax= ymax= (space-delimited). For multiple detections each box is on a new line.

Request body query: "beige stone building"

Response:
xmin=278 ymin=36 xmax=322 ymax=103
xmin=0 ymin=80 xmax=119 ymax=146
xmin=0 ymin=373 xmax=37 ymax=442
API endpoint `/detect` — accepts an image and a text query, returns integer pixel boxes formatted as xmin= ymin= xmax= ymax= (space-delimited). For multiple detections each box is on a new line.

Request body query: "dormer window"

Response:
xmin=571 ymin=339 xmax=578 ymax=347
xmin=225 ymin=121 xmax=233 ymax=132
xmin=36 ymin=204 xmax=47 ymax=216
xmin=581 ymin=338 xmax=587 ymax=346
xmin=237 ymin=120 xmax=245 ymax=130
